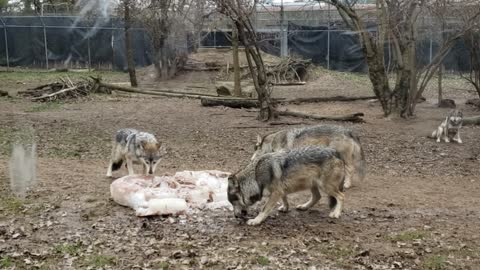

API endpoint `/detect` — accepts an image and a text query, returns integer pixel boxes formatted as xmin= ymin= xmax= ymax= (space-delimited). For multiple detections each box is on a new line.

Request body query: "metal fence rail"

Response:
xmin=0 ymin=13 xmax=471 ymax=72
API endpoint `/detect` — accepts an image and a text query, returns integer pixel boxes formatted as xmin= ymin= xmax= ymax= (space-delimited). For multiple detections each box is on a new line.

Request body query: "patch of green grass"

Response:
xmin=387 ymin=230 xmax=427 ymax=242
xmin=155 ymin=261 xmax=170 ymax=270
xmin=0 ymin=196 xmax=24 ymax=215
xmin=0 ymin=256 xmax=13 ymax=268
xmin=254 ymin=256 xmax=270 ymax=266
xmin=0 ymin=125 xmax=35 ymax=155
xmin=323 ymin=246 xmax=355 ymax=259
xmin=451 ymin=248 xmax=480 ymax=259
xmin=25 ymin=101 xmax=63 ymax=112
xmin=423 ymin=255 xmax=448 ymax=270
xmin=85 ymin=255 xmax=117 ymax=268
xmin=54 ymin=243 xmax=82 ymax=256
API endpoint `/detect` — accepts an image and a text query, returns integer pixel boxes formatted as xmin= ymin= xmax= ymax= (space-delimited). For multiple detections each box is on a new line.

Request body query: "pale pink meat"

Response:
xmin=110 ymin=170 xmax=231 ymax=216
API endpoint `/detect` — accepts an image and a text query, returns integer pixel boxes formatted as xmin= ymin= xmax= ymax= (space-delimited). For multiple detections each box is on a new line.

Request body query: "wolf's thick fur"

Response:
xmin=429 ymin=109 xmax=463 ymax=143
xmin=229 ymin=146 xmax=346 ymax=226
xmin=252 ymin=125 xmax=365 ymax=189
xmin=106 ymin=128 xmax=165 ymax=177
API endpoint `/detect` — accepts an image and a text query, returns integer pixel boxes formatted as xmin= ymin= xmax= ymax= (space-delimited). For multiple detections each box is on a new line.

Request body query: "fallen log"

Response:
xmin=273 ymin=81 xmax=306 ymax=86
xmin=285 ymin=95 xmax=376 ymax=104
xmin=200 ymin=96 xmax=286 ymax=109
xmin=95 ymin=81 xmax=217 ymax=99
xmin=466 ymin=99 xmax=480 ymax=108
xmin=142 ymin=87 xmax=217 ymax=97
xmin=201 ymin=97 xmax=259 ymax=108
xmin=278 ymin=110 xmax=365 ymax=123
xmin=463 ymin=116 xmax=480 ymax=125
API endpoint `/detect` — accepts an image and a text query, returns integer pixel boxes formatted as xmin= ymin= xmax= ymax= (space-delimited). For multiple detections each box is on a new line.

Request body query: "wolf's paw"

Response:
xmin=247 ymin=218 xmax=263 ymax=226
xmin=296 ymin=204 xmax=310 ymax=211
xmin=436 ymin=139 xmax=441 ymax=143
xmin=445 ymin=138 xmax=450 ymax=143
xmin=278 ymin=205 xmax=289 ymax=213
xmin=457 ymin=139 xmax=463 ymax=144
xmin=328 ymin=211 xmax=341 ymax=219
xmin=106 ymin=173 xmax=113 ymax=178
xmin=343 ymin=180 xmax=352 ymax=189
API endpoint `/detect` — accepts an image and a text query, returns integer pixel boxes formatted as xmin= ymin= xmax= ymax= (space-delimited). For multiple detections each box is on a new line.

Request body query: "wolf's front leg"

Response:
xmin=278 ymin=196 xmax=289 ymax=213
xmin=247 ymin=192 xmax=283 ymax=226
xmin=453 ymin=131 xmax=463 ymax=144
xmin=433 ymin=127 xmax=442 ymax=143
xmin=106 ymin=161 xmax=113 ymax=177
xmin=443 ymin=125 xmax=450 ymax=143
xmin=126 ymin=158 xmax=135 ymax=175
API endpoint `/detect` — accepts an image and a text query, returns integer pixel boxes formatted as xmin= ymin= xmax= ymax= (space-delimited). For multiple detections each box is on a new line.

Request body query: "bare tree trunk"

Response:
xmin=322 ymin=0 xmax=394 ymax=117
xmin=438 ymin=64 xmax=443 ymax=104
xmin=367 ymin=57 xmax=393 ymax=116
xmin=215 ymin=0 xmax=276 ymax=121
xmin=232 ymin=26 xmax=242 ymax=97
xmin=124 ymin=0 xmax=138 ymax=87
xmin=463 ymin=28 xmax=480 ymax=99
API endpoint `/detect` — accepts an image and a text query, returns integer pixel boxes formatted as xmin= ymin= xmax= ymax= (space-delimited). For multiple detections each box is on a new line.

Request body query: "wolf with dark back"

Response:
xmin=106 ymin=128 xmax=165 ymax=177
xmin=430 ymin=109 xmax=463 ymax=143
xmin=252 ymin=125 xmax=365 ymax=189
xmin=228 ymin=146 xmax=346 ymax=226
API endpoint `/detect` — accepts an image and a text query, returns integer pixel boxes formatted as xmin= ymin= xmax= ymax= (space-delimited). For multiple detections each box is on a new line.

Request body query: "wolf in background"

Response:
xmin=106 ymin=128 xmax=165 ymax=177
xmin=429 ymin=109 xmax=463 ymax=143
xmin=251 ymin=125 xmax=365 ymax=189
xmin=228 ymin=146 xmax=346 ymax=226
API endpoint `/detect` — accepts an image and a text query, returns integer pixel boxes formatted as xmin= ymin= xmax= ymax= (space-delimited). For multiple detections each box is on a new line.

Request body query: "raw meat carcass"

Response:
xmin=110 ymin=170 xmax=232 ymax=216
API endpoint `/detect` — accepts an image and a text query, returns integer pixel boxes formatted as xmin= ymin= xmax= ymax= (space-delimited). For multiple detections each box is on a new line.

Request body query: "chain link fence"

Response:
xmin=0 ymin=3 xmax=472 ymax=72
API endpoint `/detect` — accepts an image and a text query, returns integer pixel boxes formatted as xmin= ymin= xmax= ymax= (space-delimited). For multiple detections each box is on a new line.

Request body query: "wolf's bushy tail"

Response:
xmin=348 ymin=131 xmax=366 ymax=182
xmin=111 ymin=159 xmax=123 ymax=171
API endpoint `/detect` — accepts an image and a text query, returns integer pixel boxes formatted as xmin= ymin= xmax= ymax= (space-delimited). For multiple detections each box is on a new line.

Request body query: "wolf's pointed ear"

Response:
xmin=155 ymin=142 xmax=161 ymax=150
xmin=158 ymin=143 xmax=167 ymax=156
xmin=256 ymin=135 xmax=262 ymax=144
xmin=139 ymin=140 xmax=147 ymax=149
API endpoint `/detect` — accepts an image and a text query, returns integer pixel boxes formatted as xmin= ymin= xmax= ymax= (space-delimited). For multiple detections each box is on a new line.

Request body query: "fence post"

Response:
xmin=0 ymin=17 xmax=9 ymax=70
xmin=111 ymin=20 xmax=115 ymax=71
xmin=280 ymin=0 xmax=288 ymax=57
xmin=39 ymin=16 xmax=49 ymax=69
xmin=429 ymin=34 xmax=433 ymax=64
xmin=87 ymin=36 xmax=92 ymax=71
xmin=327 ymin=3 xmax=331 ymax=70
xmin=213 ymin=28 xmax=216 ymax=48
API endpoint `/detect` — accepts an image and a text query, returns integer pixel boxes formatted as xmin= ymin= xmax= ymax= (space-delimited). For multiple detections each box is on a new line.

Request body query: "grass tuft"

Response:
xmin=423 ymin=255 xmax=447 ymax=270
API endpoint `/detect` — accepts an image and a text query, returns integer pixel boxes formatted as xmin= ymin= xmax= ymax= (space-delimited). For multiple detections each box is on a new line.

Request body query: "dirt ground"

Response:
xmin=1 ymin=66 xmax=480 ymax=270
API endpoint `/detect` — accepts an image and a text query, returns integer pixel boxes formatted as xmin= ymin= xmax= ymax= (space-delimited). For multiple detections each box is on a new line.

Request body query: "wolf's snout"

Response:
xmin=235 ymin=209 xmax=248 ymax=219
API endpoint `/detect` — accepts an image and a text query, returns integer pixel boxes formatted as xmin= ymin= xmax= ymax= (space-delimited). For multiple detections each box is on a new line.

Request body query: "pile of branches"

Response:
xmin=20 ymin=77 xmax=107 ymax=102
xmin=241 ymin=57 xmax=311 ymax=85
xmin=267 ymin=57 xmax=311 ymax=84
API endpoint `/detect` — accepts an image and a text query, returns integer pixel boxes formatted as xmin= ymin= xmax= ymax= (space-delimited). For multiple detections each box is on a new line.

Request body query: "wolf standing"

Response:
xmin=228 ymin=146 xmax=346 ymax=226
xmin=252 ymin=125 xmax=365 ymax=189
xmin=106 ymin=128 xmax=164 ymax=177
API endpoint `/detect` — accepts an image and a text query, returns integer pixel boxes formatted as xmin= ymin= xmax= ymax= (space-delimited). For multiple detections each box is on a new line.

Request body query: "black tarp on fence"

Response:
xmin=0 ymin=16 xmax=154 ymax=70
xmin=0 ymin=16 xmax=473 ymax=72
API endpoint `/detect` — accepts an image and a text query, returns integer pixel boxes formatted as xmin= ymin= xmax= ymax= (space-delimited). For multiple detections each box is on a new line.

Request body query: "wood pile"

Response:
xmin=19 ymin=77 xmax=106 ymax=102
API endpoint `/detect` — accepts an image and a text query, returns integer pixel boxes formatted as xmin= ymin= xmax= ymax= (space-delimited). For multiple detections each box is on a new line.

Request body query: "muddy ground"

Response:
xmin=1 ymin=67 xmax=480 ymax=270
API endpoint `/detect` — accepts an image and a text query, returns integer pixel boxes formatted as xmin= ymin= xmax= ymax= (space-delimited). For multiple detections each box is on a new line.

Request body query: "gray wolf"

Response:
xmin=430 ymin=109 xmax=463 ymax=143
xmin=251 ymin=125 xmax=365 ymax=189
xmin=106 ymin=128 xmax=165 ymax=177
xmin=228 ymin=146 xmax=346 ymax=226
